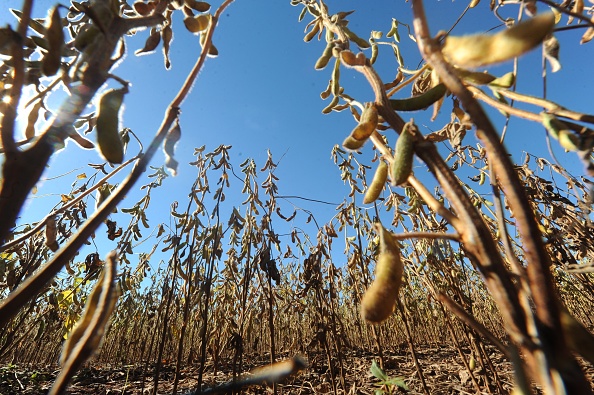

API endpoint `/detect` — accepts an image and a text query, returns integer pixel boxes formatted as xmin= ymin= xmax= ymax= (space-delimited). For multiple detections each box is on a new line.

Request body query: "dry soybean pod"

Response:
xmin=315 ymin=41 xmax=334 ymax=70
xmin=342 ymin=103 xmax=378 ymax=150
xmin=442 ymin=13 xmax=555 ymax=68
xmin=363 ymin=161 xmax=388 ymax=204
xmin=45 ymin=215 xmax=59 ymax=252
xmin=391 ymin=121 xmax=415 ymax=185
xmin=351 ymin=103 xmax=378 ymax=140
xmin=96 ymin=88 xmax=126 ymax=164
xmin=360 ymin=223 xmax=404 ymax=323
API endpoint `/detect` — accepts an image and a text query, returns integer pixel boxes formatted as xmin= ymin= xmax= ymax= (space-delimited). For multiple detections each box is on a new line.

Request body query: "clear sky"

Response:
xmin=2 ymin=0 xmax=592 ymax=264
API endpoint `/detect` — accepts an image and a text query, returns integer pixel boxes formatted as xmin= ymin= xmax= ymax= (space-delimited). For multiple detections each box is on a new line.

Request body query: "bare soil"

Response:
xmin=1 ymin=345 xmax=592 ymax=394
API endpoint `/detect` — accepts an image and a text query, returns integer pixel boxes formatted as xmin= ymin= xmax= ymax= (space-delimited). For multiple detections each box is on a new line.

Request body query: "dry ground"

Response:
xmin=1 ymin=345 xmax=592 ymax=394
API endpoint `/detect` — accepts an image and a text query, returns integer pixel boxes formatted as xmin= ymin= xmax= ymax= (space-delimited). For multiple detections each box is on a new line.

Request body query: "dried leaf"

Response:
xmin=581 ymin=17 xmax=594 ymax=44
xmin=162 ymin=24 xmax=173 ymax=69
xmin=164 ymin=120 xmax=181 ymax=176
xmin=42 ymin=6 xmax=64 ymax=77
xmin=25 ymin=100 xmax=43 ymax=139
xmin=543 ymin=34 xmax=561 ymax=72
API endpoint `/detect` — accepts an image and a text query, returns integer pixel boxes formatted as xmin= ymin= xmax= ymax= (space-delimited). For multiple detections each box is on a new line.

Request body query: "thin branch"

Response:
xmin=495 ymin=89 xmax=594 ymax=124
xmin=276 ymin=195 xmax=339 ymax=206
xmin=536 ymin=0 xmax=594 ymax=27
xmin=437 ymin=292 xmax=511 ymax=359
xmin=469 ymin=86 xmax=542 ymax=122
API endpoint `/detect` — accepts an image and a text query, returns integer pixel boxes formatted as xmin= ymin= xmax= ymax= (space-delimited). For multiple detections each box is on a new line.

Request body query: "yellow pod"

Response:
xmin=304 ymin=21 xmax=321 ymax=42
xmin=363 ymin=161 xmax=388 ymax=204
xmin=350 ymin=103 xmax=378 ymax=141
xmin=360 ymin=223 xmax=404 ymax=323
xmin=342 ymin=135 xmax=365 ymax=151
xmin=315 ymin=41 xmax=334 ymax=70
xmin=184 ymin=14 xmax=209 ymax=33
xmin=488 ymin=72 xmax=516 ymax=89
xmin=96 ymin=88 xmax=126 ymax=164
xmin=541 ymin=112 xmax=581 ymax=151
xmin=443 ymin=13 xmax=555 ymax=68
xmin=339 ymin=50 xmax=362 ymax=67
xmin=74 ymin=25 xmax=100 ymax=52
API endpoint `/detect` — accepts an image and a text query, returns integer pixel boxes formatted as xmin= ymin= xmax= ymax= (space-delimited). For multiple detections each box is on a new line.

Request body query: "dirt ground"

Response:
xmin=1 ymin=345 xmax=592 ymax=394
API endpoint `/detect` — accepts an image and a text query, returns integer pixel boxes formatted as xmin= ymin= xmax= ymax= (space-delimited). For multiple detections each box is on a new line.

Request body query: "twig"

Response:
xmin=437 ymin=292 xmax=511 ymax=359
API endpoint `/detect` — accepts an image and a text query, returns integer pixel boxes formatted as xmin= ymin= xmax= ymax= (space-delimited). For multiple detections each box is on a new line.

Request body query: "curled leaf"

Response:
xmin=543 ymin=34 xmax=561 ymax=72
xmin=164 ymin=120 xmax=181 ymax=176
xmin=488 ymin=72 xmax=516 ymax=89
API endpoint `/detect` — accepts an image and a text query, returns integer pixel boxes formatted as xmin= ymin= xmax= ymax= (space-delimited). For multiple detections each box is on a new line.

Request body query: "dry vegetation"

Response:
xmin=1 ymin=0 xmax=594 ymax=394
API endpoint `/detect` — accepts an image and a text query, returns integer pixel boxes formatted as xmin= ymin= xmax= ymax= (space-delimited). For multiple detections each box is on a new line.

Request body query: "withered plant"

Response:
xmin=1 ymin=0 xmax=594 ymax=394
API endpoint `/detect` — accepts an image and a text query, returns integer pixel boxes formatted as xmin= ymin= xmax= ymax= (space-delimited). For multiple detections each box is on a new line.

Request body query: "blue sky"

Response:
xmin=2 ymin=0 xmax=592 ymax=264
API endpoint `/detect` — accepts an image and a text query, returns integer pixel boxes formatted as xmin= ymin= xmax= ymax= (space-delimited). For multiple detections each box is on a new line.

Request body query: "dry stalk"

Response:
xmin=410 ymin=0 xmax=592 ymax=392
